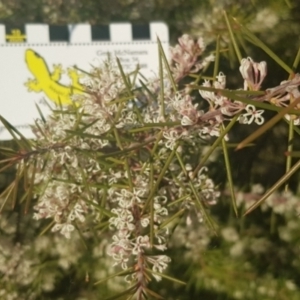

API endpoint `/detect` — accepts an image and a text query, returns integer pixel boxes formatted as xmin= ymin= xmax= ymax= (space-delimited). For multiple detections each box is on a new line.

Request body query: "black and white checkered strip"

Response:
xmin=0 ymin=23 xmax=168 ymax=44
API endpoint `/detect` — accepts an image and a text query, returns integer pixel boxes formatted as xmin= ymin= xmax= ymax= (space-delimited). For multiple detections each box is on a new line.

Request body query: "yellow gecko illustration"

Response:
xmin=24 ymin=49 xmax=82 ymax=105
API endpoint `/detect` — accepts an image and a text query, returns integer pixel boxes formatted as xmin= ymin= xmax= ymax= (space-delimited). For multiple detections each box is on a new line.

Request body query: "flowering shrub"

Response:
xmin=1 ymin=17 xmax=300 ymax=299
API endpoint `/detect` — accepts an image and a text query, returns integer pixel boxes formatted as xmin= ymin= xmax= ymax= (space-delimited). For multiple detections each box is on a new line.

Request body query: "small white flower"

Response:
xmin=284 ymin=114 xmax=300 ymax=125
xmin=68 ymin=203 xmax=86 ymax=222
xmin=140 ymin=217 xmax=150 ymax=227
xmin=112 ymin=253 xmax=129 ymax=270
xmin=132 ymin=236 xmax=150 ymax=255
xmin=239 ymin=104 xmax=264 ymax=125
xmin=199 ymin=125 xmax=221 ymax=139
xmin=52 ymin=223 xmax=75 ymax=239
xmin=163 ymin=130 xmax=181 ymax=150
xmin=146 ymin=255 xmax=171 ymax=281
xmin=215 ymin=72 xmax=226 ymax=89
xmin=181 ymin=115 xmax=194 ymax=126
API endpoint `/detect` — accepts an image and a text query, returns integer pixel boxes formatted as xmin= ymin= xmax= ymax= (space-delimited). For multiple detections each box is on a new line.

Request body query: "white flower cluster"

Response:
xmin=107 ymin=187 xmax=169 ymax=279
xmin=169 ymin=34 xmax=215 ymax=82
xmin=21 ymin=34 xmax=280 ymax=293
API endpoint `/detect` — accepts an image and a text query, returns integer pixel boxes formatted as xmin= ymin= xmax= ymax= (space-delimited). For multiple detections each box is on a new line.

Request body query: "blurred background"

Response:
xmin=1 ymin=0 xmax=300 ymax=299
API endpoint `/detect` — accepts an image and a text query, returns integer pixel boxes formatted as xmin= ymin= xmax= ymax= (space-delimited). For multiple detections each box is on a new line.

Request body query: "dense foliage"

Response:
xmin=1 ymin=1 xmax=300 ymax=299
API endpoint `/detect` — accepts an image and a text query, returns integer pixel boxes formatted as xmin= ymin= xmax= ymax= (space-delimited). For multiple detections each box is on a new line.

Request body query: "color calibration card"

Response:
xmin=0 ymin=23 xmax=169 ymax=140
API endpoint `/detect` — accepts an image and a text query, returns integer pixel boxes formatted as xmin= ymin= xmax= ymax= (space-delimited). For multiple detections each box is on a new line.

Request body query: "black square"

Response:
xmin=49 ymin=25 xmax=69 ymax=42
xmin=5 ymin=25 xmax=26 ymax=43
xmin=91 ymin=25 xmax=110 ymax=41
xmin=132 ymin=24 xmax=150 ymax=40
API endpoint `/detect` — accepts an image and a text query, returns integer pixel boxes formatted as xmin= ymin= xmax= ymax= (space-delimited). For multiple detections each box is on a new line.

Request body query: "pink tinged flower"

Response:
xmin=200 ymin=53 xmax=215 ymax=69
xmin=169 ymin=44 xmax=184 ymax=62
xmin=199 ymin=74 xmax=226 ymax=107
xmin=178 ymin=34 xmax=204 ymax=56
xmin=239 ymin=104 xmax=264 ymax=125
xmin=220 ymin=100 xmax=245 ymax=117
xmin=199 ymin=80 xmax=215 ymax=103
xmin=169 ymin=34 xmax=212 ymax=82
xmin=239 ymin=57 xmax=267 ymax=91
